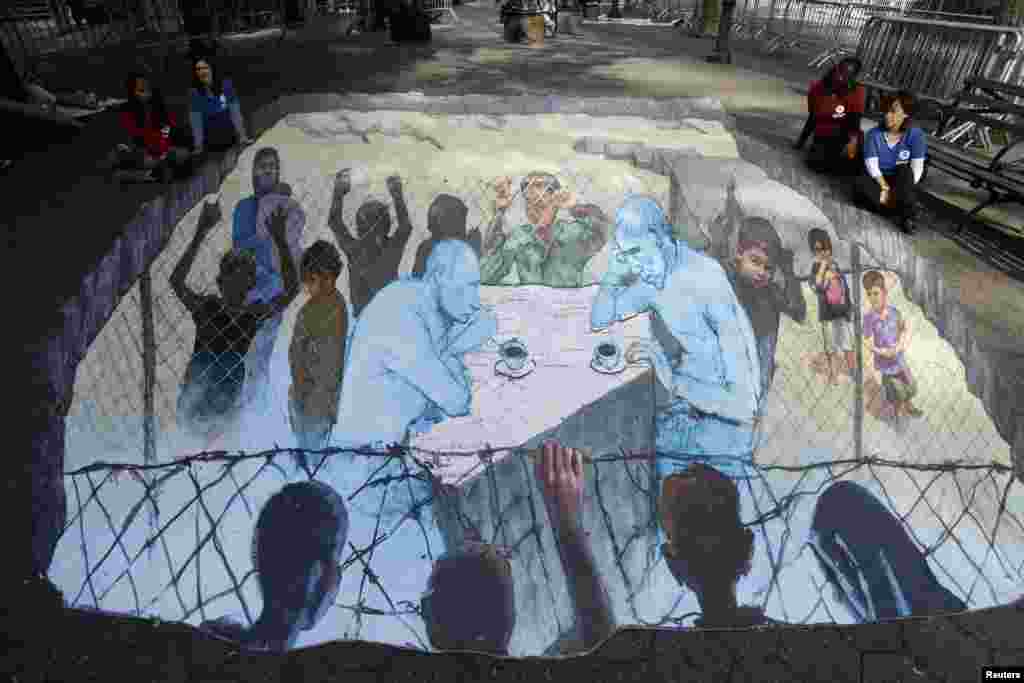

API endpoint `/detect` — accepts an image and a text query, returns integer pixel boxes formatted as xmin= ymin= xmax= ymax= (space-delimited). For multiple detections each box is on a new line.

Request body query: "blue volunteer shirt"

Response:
xmin=863 ymin=125 xmax=926 ymax=173
xmin=190 ymin=79 xmax=237 ymax=120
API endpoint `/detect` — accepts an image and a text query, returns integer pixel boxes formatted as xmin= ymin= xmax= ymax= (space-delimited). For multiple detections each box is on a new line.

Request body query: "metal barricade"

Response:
xmin=855 ymin=15 xmax=1024 ymax=105
xmin=423 ymin=0 xmax=458 ymax=23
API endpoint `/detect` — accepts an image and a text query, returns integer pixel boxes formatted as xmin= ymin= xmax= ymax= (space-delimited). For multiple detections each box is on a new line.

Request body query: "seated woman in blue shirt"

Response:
xmin=189 ymin=56 xmax=252 ymax=155
xmin=853 ymin=91 xmax=926 ymax=234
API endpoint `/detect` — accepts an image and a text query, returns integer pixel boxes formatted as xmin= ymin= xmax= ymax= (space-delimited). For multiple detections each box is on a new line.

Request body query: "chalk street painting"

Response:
xmin=52 ymin=110 xmax=1023 ymax=656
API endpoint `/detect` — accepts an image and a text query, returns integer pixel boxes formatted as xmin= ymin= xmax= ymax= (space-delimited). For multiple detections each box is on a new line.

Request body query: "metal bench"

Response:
xmin=925 ymin=77 xmax=1024 ymax=233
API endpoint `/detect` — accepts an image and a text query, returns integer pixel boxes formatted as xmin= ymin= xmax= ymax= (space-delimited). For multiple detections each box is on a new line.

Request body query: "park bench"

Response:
xmin=924 ymin=76 xmax=1024 ymax=233
xmin=2 ymin=0 xmax=52 ymax=23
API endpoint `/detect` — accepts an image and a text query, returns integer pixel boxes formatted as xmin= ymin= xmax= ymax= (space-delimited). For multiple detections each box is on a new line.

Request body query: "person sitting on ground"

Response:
xmin=289 ymin=240 xmax=349 ymax=472
xmin=809 ymin=480 xmax=966 ymax=622
xmin=411 ymin=194 xmax=482 ymax=278
xmin=200 ymin=481 xmax=350 ymax=651
xmin=188 ymin=55 xmax=252 ymax=156
xmin=111 ymin=73 xmax=191 ymax=182
xmin=421 ymin=441 xmax=616 ymax=655
xmin=169 ymin=199 xmax=300 ymax=441
xmin=853 ymin=91 xmax=926 ymax=234
xmin=794 ymin=56 xmax=866 ymax=175
xmin=659 ymin=463 xmax=779 ymax=628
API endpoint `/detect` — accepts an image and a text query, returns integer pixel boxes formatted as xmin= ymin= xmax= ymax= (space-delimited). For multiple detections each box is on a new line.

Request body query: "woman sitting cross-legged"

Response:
xmin=189 ymin=55 xmax=253 ymax=156
xmin=793 ymin=56 xmax=866 ymax=176
xmin=853 ymin=91 xmax=926 ymax=234
xmin=110 ymin=73 xmax=192 ymax=182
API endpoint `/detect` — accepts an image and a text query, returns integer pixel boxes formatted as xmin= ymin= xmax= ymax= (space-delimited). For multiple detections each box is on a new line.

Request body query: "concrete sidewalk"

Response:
xmin=7 ymin=4 xmax=1023 ymax=346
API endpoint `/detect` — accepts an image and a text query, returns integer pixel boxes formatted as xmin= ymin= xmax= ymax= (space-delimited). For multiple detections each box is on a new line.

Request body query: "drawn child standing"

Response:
xmin=862 ymin=270 xmax=923 ymax=419
xmin=289 ymin=241 xmax=349 ymax=473
xmin=808 ymin=228 xmax=855 ymax=385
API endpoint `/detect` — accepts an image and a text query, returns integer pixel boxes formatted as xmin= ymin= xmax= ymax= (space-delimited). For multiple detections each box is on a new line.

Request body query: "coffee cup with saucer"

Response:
xmin=591 ymin=340 xmax=626 ymax=375
xmin=496 ymin=338 xmax=536 ymax=379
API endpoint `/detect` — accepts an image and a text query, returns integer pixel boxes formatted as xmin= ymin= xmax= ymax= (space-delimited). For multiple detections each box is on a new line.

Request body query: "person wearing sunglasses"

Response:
xmin=808 ymin=480 xmax=966 ymax=623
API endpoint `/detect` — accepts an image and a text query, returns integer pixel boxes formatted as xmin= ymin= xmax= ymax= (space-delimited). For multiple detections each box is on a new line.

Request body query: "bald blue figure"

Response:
xmin=335 ymin=239 xmax=497 ymax=452
xmin=591 ymin=195 xmax=762 ymax=479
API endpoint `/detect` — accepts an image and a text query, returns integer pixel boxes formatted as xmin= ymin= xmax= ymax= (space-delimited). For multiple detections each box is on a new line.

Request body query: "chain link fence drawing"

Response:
xmin=50 ymin=141 xmax=1023 ymax=654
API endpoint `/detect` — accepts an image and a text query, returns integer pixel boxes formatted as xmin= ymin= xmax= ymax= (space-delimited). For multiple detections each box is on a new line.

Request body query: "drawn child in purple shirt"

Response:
xmin=861 ymin=270 xmax=923 ymax=419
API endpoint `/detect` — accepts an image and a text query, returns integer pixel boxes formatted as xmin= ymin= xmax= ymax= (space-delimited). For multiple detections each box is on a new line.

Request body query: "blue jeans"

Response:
xmin=653 ymin=401 xmax=756 ymax=547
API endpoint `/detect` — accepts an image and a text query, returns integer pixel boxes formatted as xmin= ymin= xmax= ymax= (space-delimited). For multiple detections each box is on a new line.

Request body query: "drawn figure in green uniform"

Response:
xmin=480 ymin=172 xmax=610 ymax=287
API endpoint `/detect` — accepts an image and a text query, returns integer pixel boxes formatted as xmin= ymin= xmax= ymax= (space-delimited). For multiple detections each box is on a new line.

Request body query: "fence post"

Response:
xmin=139 ymin=268 xmax=160 ymax=557
xmin=851 ymin=242 xmax=864 ymax=462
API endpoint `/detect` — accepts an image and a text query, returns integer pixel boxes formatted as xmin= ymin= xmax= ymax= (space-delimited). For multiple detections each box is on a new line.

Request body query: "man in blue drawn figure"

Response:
xmin=590 ymin=195 xmax=762 ymax=482
xmin=337 ymin=239 xmax=496 ymax=452
xmin=333 ymin=239 xmax=497 ymax=517
xmin=808 ymin=480 xmax=966 ymax=623
xmin=232 ymin=147 xmax=306 ymax=410
xmin=199 ymin=481 xmax=349 ymax=651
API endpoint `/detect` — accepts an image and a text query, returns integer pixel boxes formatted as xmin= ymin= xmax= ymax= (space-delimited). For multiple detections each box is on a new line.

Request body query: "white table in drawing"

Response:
xmin=411 ymin=284 xmax=656 ymax=486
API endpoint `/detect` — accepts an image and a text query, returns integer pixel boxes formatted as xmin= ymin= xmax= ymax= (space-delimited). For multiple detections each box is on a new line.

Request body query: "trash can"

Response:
xmin=582 ymin=2 xmax=600 ymax=19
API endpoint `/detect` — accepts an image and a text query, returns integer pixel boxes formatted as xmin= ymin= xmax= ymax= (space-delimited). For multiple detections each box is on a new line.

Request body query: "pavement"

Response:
xmin=7 ymin=2 xmax=1024 ymax=347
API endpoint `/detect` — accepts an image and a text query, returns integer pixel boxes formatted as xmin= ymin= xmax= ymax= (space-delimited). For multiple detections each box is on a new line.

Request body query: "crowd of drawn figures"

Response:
xmin=154 ymin=146 xmax=980 ymax=654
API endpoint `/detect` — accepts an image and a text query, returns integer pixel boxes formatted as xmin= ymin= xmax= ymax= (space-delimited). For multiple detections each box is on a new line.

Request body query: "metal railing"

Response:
xmin=855 ymin=15 xmax=1024 ymax=105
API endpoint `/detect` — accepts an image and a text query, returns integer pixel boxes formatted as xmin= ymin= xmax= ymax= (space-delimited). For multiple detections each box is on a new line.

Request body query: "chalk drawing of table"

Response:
xmin=411 ymin=285 xmax=657 ymax=487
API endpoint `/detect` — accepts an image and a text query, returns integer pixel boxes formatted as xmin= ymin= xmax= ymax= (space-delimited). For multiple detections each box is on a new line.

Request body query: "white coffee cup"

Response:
xmin=499 ymin=338 xmax=530 ymax=372
xmin=593 ymin=341 xmax=621 ymax=370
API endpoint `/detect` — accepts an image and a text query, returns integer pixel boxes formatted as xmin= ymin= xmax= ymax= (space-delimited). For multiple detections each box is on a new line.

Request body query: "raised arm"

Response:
xmin=170 ymin=201 xmax=221 ymax=314
xmin=327 ymin=170 xmax=358 ymax=257
xmin=534 ymin=442 xmax=616 ymax=652
xmin=385 ymin=175 xmax=414 ymax=250
xmin=258 ymin=206 xmax=300 ymax=317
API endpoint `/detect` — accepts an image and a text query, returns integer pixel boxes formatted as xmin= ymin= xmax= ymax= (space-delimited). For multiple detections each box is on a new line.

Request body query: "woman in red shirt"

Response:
xmin=110 ymin=73 xmax=192 ymax=182
xmin=793 ymin=57 xmax=866 ymax=176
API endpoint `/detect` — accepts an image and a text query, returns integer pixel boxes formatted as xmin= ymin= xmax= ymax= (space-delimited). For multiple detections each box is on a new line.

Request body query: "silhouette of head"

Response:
xmin=425 ymin=240 xmax=481 ymax=324
xmin=825 ymin=56 xmax=861 ymax=94
xmin=421 ymin=543 xmax=516 ymax=655
xmin=521 ymin=172 xmax=562 ymax=227
xmin=613 ymin=195 xmax=675 ymax=290
xmin=809 ymin=480 xmax=966 ymax=622
xmin=250 ymin=481 xmax=350 ymax=649
xmin=658 ymin=464 xmax=755 ymax=599
xmin=253 ymin=148 xmax=280 ymax=197
xmin=355 ymin=200 xmax=391 ymax=240
xmin=190 ymin=55 xmax=219 ymax=93
xmin=427 ymin=194 xmax=469 ymax=238
xmin=734 ymin=217 xmax=782 ymax=289
xmin=217 ymin=249 xmax=258 ymax=307
xmin=301 ymin=240 xmax=344 ymax=298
